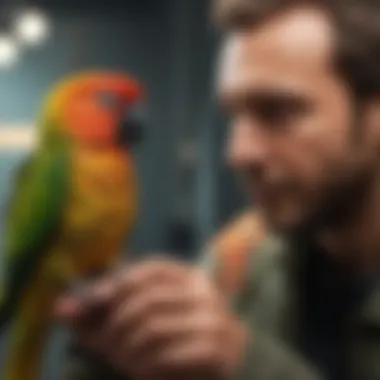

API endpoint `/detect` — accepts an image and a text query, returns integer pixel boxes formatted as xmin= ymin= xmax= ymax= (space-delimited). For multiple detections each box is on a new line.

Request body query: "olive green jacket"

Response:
xmin=61 ymin=236 xmax=380 ymax=380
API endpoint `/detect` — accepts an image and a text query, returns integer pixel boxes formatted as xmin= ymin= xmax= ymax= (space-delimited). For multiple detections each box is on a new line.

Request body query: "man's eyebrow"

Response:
xmin=222 ymin=88 xmax=309 ymax=109
xmin=247 ymin=88 xmax=308 ymax=102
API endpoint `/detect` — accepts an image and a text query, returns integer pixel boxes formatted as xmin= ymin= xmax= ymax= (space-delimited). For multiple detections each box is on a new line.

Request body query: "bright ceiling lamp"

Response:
xmin=13 ymin=8 xmax=51 ymax=47
xmin=0 ymin=34 xmax=20 ymax=68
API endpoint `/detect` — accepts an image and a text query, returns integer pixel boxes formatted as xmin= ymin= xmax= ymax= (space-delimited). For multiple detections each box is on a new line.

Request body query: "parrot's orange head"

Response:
xmin=44 ymin=71 xmax=145 ymax=148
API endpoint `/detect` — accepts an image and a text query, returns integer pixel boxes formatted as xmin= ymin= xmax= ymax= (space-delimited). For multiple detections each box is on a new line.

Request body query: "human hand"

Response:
xmin=55 ymin=260 xmax=247 ymax=380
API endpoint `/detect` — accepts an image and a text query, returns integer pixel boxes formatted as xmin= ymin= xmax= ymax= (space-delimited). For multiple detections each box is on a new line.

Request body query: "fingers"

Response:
xmin=111 ymin=277 xmax=218 ymax=330
xmin=123 ymin=311 xmax=224 ymax=356
xmin=54 ymin=259 xmax=240 ymax=380
xmin=102 ymin=268 xmax=227 ymax=375
xmin=55 ymin=297 xmax=82 ymax=322
xmin=112 ymin=260 xmax=190 ymax=301
xmin=104 ymin=268 xmax=223 ymax=349
xmin=153 ymin=340 xmax=223 ymax=372
xmin=129 ymin=338 xmax=224 ymax=380
xmin=106 ymin=285 xmax=188 ymax=345
xmin=55 ymin=278 xmax=115 ymax=328
xmin=55 ymin=260 xmax=187 ymax=325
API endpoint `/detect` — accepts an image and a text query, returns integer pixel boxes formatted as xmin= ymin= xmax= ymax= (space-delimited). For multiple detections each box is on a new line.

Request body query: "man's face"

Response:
xmin=218 ymin=6 xmax=380 ymax=233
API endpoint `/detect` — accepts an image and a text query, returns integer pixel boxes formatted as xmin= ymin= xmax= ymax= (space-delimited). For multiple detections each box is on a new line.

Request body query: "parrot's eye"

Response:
xmin=98 ymin=92 xmax=119 ymax=109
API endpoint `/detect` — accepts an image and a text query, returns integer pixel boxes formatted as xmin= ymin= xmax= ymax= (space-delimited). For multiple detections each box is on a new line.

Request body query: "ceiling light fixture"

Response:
xmin=13 ymin=8 xmax=51 ymax=47
xmin=0 ymin=33 xmax=20 ymax=68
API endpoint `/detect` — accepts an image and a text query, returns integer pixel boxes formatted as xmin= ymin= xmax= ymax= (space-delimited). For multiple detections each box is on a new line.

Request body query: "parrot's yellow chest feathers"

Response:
xmin=60 ymin=147 xmax=138 ymax=276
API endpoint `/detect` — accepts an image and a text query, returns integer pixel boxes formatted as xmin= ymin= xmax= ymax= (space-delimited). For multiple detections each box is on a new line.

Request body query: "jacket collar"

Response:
xmin=286 ymin=235 xmax=380 ymax=329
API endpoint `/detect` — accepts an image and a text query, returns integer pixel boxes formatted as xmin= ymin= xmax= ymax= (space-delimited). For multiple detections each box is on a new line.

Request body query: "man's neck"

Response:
xmin=317 ymin=174 xmax=380 ymax=272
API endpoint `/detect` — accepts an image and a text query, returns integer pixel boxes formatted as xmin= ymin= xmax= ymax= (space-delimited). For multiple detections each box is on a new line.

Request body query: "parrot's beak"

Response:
xmin=110 ymin=75 xmax=145 ymax=147
xmin=118 ymin=105 xmax=145 ymax=147
xmin=84 ymin=72 xmax=146 ymax=147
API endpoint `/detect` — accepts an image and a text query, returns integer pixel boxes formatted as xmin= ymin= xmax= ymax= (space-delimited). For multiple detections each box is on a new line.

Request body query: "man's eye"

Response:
xmin=255 ymin=100 xmax=308 ymax=128
xmin=260 ymin=104 xmax=293 ymax=124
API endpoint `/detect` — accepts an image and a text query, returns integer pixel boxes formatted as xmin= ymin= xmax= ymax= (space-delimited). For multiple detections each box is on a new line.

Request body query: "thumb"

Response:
xmin=54 ymin=280 xmax=114 ymax=328
xmin=54 ymin=295 xmax=84 ymax=325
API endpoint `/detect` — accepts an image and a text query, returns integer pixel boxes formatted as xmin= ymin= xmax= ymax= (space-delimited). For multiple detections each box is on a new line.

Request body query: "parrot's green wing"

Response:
xmin=0 ymin=142 xmax=70 ymax=330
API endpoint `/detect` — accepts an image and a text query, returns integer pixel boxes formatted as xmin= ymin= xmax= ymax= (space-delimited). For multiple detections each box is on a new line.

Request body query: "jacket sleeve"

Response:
xmin=201 ymin=242 xmax=324 ymax=380
xmin=235 ymin=328 xmax=323 ymax=380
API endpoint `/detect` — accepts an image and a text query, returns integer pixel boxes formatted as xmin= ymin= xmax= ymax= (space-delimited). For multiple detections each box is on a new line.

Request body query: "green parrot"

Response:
xmin=0 ymin=71 xmax=144 ymax=380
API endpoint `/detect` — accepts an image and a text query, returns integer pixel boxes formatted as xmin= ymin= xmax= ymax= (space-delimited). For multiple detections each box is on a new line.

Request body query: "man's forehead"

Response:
xmin=217 ymin=6 xmax=335 ymax=95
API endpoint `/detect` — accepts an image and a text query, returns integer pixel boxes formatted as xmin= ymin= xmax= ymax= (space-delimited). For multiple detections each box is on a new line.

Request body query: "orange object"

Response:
xmin=208 ymin=209 xmax=267 ymax=296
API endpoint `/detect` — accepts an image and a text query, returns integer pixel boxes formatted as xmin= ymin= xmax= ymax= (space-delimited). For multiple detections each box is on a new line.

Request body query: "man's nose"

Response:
xmin=226 ymin=118 xmax=267 ymax=170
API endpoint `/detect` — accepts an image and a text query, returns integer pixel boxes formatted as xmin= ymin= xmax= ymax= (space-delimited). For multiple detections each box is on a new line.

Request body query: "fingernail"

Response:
xmin=54 ymin=297 xmax=80 ymax=319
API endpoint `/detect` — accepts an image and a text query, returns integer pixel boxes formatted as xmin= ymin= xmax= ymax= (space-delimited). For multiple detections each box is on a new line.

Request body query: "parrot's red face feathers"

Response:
xmin=62 ymin=73 xmax=145 ymax=148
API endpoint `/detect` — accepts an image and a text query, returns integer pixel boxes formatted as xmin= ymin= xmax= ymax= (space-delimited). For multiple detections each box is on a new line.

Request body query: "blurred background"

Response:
xmin=0 ymin=0 xmax=247 ymax=378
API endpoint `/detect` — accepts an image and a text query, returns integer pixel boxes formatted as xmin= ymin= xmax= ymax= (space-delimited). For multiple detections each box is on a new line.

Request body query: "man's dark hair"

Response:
xmin=213 ymin=0 xmax=380 ymax=99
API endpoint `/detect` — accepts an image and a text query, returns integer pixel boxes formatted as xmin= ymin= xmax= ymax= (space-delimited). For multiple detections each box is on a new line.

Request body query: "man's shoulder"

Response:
xmin=251 ymin=234 xmax=290 ymax=279
xmin=201 ymin=229 xmax=291 ymax=294
xmin=209 ymin=210 xmax=265 ymax=254
xmin=201 ymin=210 xmax=268 ymax=295
xmin=234 ymin=233 xmax=290 ymax=297
xmin=232 ymin=234 xmax=297 ymax=336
